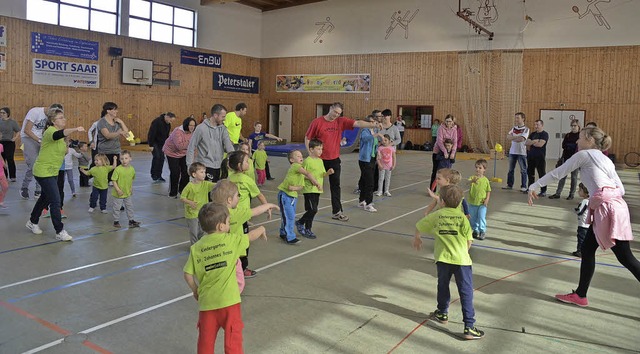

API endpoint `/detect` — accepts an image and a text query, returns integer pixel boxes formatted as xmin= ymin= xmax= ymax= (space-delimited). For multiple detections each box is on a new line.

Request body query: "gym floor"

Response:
xmin=0 ymin=150 xmax=638 ymax=354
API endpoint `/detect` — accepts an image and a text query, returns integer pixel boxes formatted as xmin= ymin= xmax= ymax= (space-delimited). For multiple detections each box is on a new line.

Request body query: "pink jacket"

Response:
xmin=588 ymin=187 xmax=633 ymax=250
xmin=162 ymin=127 xmax=192 ymax=158
xmin=434 ymin=125 xmax=458 ymax=154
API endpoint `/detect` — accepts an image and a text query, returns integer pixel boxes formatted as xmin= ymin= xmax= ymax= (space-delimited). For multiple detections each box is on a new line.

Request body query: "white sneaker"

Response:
xmin=55 ymin=229 xmax=73 ymax=241
xmin=384 ymin=191 xmax=392 ymax=197
xmin=520 ymin=187 xmax=528 ymax=192
xmin=374 ymin=191 xmax=382 ymax=197
xmin=101 ymin=209 xmax=108 ymax=214
xmin=88 ymin=207 xmax=95 ymax=213
xmin=26 ymin=221 xmax=43 ymax=234
xmin=357 ymin=201 xmax=366 ymax=208
xmin=364 ymin=204 xmax=378 ymax=212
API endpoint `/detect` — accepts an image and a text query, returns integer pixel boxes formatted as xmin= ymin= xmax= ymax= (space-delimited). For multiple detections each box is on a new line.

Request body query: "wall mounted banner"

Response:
xmin=0 ymin=24 xmax=6 ymax=47
xmin=213 ymin=72 xmax=259 ymax=94
xmin=180 ymin=49 xmax=221 ymax=68
xmin=32 ymin=58 xmax=99 ymax=88
xmin=276 ymin=74 xmax=370 ymax=93
xmin=0 ymin=52 xmax=6 ymax=71
xmin=31 ymin=32 xmax=99 ymax=60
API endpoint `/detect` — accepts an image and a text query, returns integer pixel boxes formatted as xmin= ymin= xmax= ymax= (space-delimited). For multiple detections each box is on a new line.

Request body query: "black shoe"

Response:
xmin=478 ymin=232 xmax=486 ymax=240
xmin=548 ymin=194 xmax=560 ymax=199
xmin=501 ymin=186 xmax=513 ymax=190
xmin=157 ymin=177 xmax=166 ymax=182
xmin=472 ymin=231 xmax=478 ymax=239
xmin=20 ymin=189 xmax=29 ymax=200
xmin=566 ymin=195 xmax=574 ymax=200
xmin=572 ymin=251 xmax=582 ymax=257
xmin=279 ymin=234 xmax=287 ymax=241
xmin=538 ymin=192 xmax=547 ymax=197
xmin=267 ymin=177 xmax=275 ymax=180
xmin=114 ymin=221 xmax=121 ymax=228
xmin=464 ymin=326 xmax=485 ymax=340
xmin=285 ymin=238 xmax=301 ymax=245
xmin=429 ymin=309 xmax=448 ymax=324
xmin=129 ymin=220 xmax=141 ymax=228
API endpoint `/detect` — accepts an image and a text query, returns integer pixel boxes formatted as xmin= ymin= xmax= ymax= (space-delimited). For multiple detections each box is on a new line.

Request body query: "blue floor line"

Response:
xmin=7 ymin=252 xmax=188 ymax=303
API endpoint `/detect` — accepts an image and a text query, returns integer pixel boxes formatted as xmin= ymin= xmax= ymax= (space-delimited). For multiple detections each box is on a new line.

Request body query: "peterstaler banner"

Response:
xmin=213 ymin=72 xmax=259 ymax=94
xmin=276 ymin=74 xmax=370 ymax=93
xmin=32 ymin=58 xmax=99 ymax=88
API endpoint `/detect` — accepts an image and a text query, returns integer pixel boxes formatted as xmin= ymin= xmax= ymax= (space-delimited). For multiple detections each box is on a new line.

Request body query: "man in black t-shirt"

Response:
xmin=525 ymin=119 xmax=549 ymax=196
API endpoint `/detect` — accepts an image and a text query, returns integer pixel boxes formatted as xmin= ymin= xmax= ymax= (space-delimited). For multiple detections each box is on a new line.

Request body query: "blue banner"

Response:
xmin=180 ymin=49 xmax=221 ymax=68
xmin=31 ymin=32 xmax=99 ymax=60
xmin=213 ymin=72 xmax=259 ymax=94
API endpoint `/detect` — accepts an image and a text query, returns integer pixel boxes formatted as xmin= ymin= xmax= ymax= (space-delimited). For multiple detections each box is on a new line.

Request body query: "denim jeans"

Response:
xmin=436 ymin=262 xmax=476 ymax=328
xmin=278 ymin=191 xmax=298 ymax=241
xmin=31 ymin=176 xmax=63 ymax=233
xmin=506 ymin=154 xmax=527 ymax=189
xmin=468 ymin=204 xmax=487 ymax=233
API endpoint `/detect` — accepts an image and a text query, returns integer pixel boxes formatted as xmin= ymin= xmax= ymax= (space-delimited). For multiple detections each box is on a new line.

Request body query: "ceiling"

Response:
xmin=200 ymin=0 xmax=327 ymax=12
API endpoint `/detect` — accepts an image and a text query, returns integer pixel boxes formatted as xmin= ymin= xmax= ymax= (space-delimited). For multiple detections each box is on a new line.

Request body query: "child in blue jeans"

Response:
xmin=81 ymin=154 xmax=116 ymax=213
xmin=414 ymin=184 xmax=485 ymax=340
xmin=468 ymin=159 xmax=491 ymax=240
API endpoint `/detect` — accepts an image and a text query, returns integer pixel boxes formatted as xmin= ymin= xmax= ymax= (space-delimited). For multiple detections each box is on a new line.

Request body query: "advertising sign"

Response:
xmin=213 ymin=72 xmax=259 ymax=94
xmin=31 ymin=32 xmax=99 ymax=60
xmin=180 ymin=49 xmax=221 ymax=68
xmin=32 ymin=58 xmax=99 ymax=88
xmin=276 ymin=74 xmax=370 ymax=93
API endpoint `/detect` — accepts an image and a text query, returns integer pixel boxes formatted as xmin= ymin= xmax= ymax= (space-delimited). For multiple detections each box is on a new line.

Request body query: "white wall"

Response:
xmin=261 ymin=0 xmax=640 ymax=58
xmin=0 ymin=0 xmax=262 ymax=58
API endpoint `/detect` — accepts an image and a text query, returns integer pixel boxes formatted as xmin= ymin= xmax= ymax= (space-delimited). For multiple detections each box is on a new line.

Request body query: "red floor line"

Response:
xmin=387 ymin=257 xmax=579 ymax=353
xmin=0 ymin=300 xmax=113 ymax=354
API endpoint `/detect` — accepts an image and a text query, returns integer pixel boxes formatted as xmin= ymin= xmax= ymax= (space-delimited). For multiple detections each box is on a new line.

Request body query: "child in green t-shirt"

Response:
xmin=424 ymin=168 xmax=470 ymax=219
xmin=81 ymin=154 xmax=116 ymax=213
xmin=181 ymin=162 xmax=216 ymax=245
xmin=413 ymin=185 xmax=485 ymax=340
xmin=467 ymin=159 xmax=491 ymax=240
xmin=277 ymin=149 xmax=321 ymax=244
xmin=210 ymin=180 xmax=278 ymax=285
xmin=296 ymin=139 xmax=334 ymax=239
xmin=111 ymin=150 xmax=140 ymax=228
xmin=238 ymin=142 xmax=256 ymax=182
xmin=253 ymin=141 xmax=268 ymax=186
xmin=183 ymin=203 xmax=267 ymax=353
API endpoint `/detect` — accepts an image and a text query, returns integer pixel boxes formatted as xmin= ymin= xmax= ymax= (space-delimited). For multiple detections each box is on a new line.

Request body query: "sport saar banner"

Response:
xmin=276 ymin=74 xmax=370 ymax=93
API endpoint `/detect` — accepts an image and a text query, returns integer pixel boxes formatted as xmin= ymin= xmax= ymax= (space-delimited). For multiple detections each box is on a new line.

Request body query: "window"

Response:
xmin=27 ymin=0 xmax=119 ymax=34
xmin=129 ymin=0 xmax=195 ymax=46
xmin=397 ymin=105 xmax=434 ymax=129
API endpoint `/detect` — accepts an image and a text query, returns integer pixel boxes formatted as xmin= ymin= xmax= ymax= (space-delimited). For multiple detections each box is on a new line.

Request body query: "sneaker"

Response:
xmin=279 ymin=234 xmax=287 ymax=241
xmin=285 ymin=238 xmax=301 ymax=245
xmin=472 ymin=231 xmax=478 ymax=239
xmin=384 ymin=191 xmax=392 ymax=197
xmin=72 ymin=194 xmax=77 ymax=198
xmin=243 ymin=269 xmax=257 ymax=278
xmin=538 ymin=192 xmax=547 ymax=197
xmin=267 ymin=177 xmax=275 ymax=181
xmin=501 ymin=186 xmax=513 ymax=190
xmin=520 ymin=187 xmax=528 ymax=193
xmin=357 ymin=201 xmax=367 ymax=208
xmin=0 ymin=203 xmax=7 ymax=210
xmin=305 ymin=229 xmax=317 ymax=239
xmin=478 ymin=232 xmax=486 ymax=240
xmin=88 ymin=207 xmax=95 ymax=213
xmin=10 ymin=178 xmax=16 ymax=182
xmin=548 ymin=194 xmax=560 ymax=199
xmin=157 ymin=177 xmax=166 ymax=182
xmin=34 ymin=191 xmax=41 ymax=198
xmin=101 ymin=209 xmax=108 ymax=214
xmin=374 ymin=191 xmax=382 ymax=196
xmin=566 ymin=195 xmax=574 ymax=200
xmin=364 ymin=204 xmax=378 ymax=212
xmin=114 ymin=221 xmax=121 ymax=228
xmin=463 ymin=326 xmax=485 ymax=340
xmin=42 ymin=209 xmax=50 ymax=218
xmin=429 ymin=309 xmax=448 ymax=324
xmin=353 ymin=188 xmax=361 ymax=194
xmin=555 ymin=290 xmax=588 ymax=307
xmin=129 ymin=220 xmax=141 ymax=228
xmin=26 ymin=221 xmax=43 ymax=234
xmin=20 ymin=189 xmax=29 ymax=199
xmin=571 ymin=251 xmax=582 ymax=257
xmin=295 ymin=220 xmax=306 ymax=235
xmin=332 ymin=212 xmax=349 ymax=221
xmin=55 ymin=229 xmax=73 ymax=242
xmin=168 ymin=194 xmax=178 ymax=199
xmin=60 ymin=210 xmax=67 ymax=219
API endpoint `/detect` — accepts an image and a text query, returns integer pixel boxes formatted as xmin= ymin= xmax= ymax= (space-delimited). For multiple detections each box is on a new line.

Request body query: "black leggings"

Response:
xmin=575 ymin=225 xmax=640 ymax=297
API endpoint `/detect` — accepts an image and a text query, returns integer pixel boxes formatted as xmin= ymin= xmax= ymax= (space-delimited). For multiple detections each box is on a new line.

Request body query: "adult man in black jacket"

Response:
xmin=148 ymin=112 xmax=176 ymax=182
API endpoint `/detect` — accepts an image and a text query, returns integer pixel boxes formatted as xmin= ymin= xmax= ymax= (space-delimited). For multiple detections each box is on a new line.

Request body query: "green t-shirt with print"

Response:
xmin=183 ymin=231 xmax=250 ymax=311
xmin=302 ymin=157 xmax=325 ymax=194
xmin=416 ymin=207 xmax=473 ymax=266
xmin=181 ymin=181 xmax=216 ymax=219
xmin=111 ymin=165 xmax=136 ymax=198
xmin=33 ymin=127 xmax=67 ymax=178
xmin=278 ymin=163 xmax=305 ymax=198
xmin=228 ymin=171 xmax=261 ymax=210
xmin=243 ymin=158 xmax=256 ymax=182
xmin=229 ymin=206 xmax=252 ymax=236
xmin=87 ymin=165 xmax=114 ymax=190
xmin=253 ymin=150 xmax=268 ymax=170
xmin=468 ymin=176 xmax=491 ymax=206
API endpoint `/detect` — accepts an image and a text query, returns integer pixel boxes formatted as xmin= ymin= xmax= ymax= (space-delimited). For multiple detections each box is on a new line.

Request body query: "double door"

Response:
xmin=539 ymin=110 xmax=585 ymax=159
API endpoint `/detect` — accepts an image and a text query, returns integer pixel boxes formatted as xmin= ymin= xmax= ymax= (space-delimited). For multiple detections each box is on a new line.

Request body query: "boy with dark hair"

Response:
xmin=296 ymin=139 xmax=334 ymax=238
xmin=413 ymin=184 xmax=484 ymax=340
xmin=183 ymin=203 xmax=267 ymax=353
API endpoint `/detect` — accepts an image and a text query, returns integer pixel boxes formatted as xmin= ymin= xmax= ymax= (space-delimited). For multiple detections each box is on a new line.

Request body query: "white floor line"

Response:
xmin=22 ymin=339 xmax=65 ymax=354
xmin=23 ymin=184 xmax=427 ymax=353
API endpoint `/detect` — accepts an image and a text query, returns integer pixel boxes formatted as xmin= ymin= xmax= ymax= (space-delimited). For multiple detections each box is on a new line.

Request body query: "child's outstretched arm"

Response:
xmin=111 ymin=155 xmax=118 ymax=169
xmin=413 ymin=229 xmax=423 ymax=250
xmin=247 ymin=226 xmax=267 ymax=242
xmin=256 ymin=192 xmax=269 ymax=205
xmin=252 ymin=203 xmax=279 ymax=220
xmin=298 ymin=166 xmax=320 ymax=189
xmin=80 ymin=168 xmax=91 ymax=176
xmin=423 ymin=199 xmax=437 ymax=216
xmin=183 ymin=273 xmax=198 ymax=301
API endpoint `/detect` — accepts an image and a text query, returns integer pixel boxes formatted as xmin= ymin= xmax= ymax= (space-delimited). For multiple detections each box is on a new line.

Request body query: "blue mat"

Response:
xmin=265 ymin=143 xmax=307 ymax=157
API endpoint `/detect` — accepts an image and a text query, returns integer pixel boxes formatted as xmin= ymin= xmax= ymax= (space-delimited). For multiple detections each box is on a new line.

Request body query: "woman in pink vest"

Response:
xmin=163 ymin=117 xmax=196 ymax=198
xmin=429 ymin=114 xmax=458 ymax=190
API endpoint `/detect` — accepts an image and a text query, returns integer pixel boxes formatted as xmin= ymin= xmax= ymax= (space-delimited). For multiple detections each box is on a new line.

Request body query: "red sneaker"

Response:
xmin=555 ymin=291 xmax=588 ymax=307
xmin=243 ymin=269 xmax=257 ymax=278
